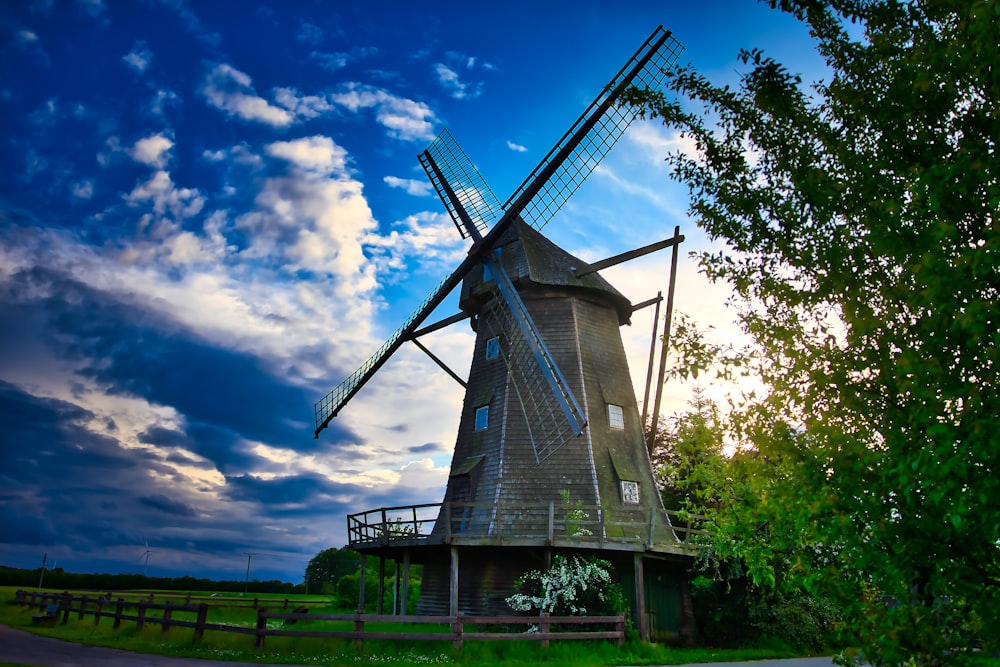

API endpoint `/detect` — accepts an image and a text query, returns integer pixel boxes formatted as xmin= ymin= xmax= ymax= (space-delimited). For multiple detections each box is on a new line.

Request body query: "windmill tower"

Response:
xmin=314 ymin=26 xmax=697 ymax=642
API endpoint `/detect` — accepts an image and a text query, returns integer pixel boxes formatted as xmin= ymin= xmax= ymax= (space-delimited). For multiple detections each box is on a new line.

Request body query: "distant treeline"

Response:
xmin=0 ymin=565 xmax=302 ymax=594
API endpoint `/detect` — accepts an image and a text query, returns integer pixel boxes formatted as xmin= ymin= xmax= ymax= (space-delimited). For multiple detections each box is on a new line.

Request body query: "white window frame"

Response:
xmin=474 ymin=405 xmax=489 ymax=431
xmin=607 ymin=404 xmax=624 ymax=430
xmin=621 ymin=480 xmax=640 ymax=505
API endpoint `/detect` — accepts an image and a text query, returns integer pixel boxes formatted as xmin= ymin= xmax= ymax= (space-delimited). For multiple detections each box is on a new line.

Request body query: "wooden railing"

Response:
xmin=15 ymin=590 xmax=625 ymax=650
xmin=347 ymin=501 xmax=706 ymax=552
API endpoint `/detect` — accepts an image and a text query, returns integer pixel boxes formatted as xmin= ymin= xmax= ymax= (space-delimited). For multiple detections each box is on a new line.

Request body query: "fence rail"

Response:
xmin=15 ymin=590 xmax=624 ymax=650
xmin=347 ymin=501 xmax=707 ymax=551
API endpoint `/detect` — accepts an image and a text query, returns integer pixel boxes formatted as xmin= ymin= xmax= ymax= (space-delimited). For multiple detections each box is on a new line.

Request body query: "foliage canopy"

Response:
xmin=630 ymin=0 xmax=999 ymax=664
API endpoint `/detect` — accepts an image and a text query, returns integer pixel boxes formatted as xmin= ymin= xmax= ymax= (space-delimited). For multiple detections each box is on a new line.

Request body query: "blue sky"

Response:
xmin=0 ymin=0 xmax=819 ymax=583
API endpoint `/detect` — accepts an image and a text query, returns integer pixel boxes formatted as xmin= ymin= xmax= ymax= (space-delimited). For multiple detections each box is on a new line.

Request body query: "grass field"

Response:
xmin=0 ymin=586 xmax=813 ymax=666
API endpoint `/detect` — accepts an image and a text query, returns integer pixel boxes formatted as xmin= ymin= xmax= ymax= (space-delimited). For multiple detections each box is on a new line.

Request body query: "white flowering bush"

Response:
xmin=505 ymin=555 xmax=625 ymax=617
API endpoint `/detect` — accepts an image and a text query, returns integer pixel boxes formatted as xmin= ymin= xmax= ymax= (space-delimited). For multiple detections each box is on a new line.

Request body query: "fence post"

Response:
xmin=78 ymin=594 xmax=88 ymax=620
xmin=193 ymin=603 xmax=208 ymax=642
xmin=162 ymin=602 xmax=172 ymax=633
xmin=253 ymin=597 xmax=259 ymax=609
xmin=254 ymin=607 xmax=267 ymax=650
xmin=94 ymin=598 xmax=103 ymax=626
xmin=540 ymin=611 xmax=550 ymax=649
xmin=452 ymin=612 xmax=463 ymax=651
xmin=60 ymin=593 xmax=71 ymax=625
xmin=113 ymin=598 xmax=124 ymax=629
xmin=616 ymin=613 xmax=626 ymax=646
xmin=353 ymin=612 xmax=365 ymax=649
xmin=137 ymin=600 xmax=147 ymax=630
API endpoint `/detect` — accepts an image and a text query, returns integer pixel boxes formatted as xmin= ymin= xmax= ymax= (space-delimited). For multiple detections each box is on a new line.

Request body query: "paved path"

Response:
xmin=0 ymin=624 xmax=839 ymax=667
xmin=0 ymin=624 xmax=301 ymax=667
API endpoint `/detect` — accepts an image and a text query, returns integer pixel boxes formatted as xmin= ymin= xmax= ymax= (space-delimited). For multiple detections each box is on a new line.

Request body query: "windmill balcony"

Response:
xmin=346 ymin=501 xmax=705 ymax=556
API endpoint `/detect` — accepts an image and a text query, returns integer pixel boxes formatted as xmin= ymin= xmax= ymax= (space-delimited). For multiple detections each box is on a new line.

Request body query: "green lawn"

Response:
xmin=2 ymin=586 xmax=808 ymax=666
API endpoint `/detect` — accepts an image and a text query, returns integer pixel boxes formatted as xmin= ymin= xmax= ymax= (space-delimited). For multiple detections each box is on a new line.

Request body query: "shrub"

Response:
xmin=506 ymin=555 xmax=626 ymax=617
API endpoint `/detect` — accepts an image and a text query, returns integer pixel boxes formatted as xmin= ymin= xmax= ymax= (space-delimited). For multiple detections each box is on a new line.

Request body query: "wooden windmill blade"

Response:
xmin=418 ymin=128 xmax=502 ymax=239
xmin=503 ymin=25 xmax=682 ymax=231
xmin=420 ymin=138 xmax=587 ymax=445
xmin=313 ymin=267 xmax=465 ymax=438
xmin=314 ymin=25 xmax=682 ymax=440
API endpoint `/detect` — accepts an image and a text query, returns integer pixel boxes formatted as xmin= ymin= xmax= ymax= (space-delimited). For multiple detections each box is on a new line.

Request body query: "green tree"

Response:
xmin=304 ymin=547 xmax=359 ymax=595
xmin=651 ymin=385 xmax=725 ymax=511
xmin=629 ymin=1 xmax=999 ymax=664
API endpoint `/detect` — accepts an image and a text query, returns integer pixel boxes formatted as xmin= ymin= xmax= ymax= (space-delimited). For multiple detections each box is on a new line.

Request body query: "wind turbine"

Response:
xmin=140 ymin=537 xmax=152 ymax=577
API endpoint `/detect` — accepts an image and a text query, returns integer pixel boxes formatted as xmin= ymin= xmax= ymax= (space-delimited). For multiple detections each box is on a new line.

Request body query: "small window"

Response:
xmin=621 ymin=480 xmax=640 ymax=505
xmin=607 ymin=404 xmax=624 ymax=430
xmin=474 ymin=405 xmax=489 ymax=431
xmin=485 ymin=336 xmax=500 ymax=360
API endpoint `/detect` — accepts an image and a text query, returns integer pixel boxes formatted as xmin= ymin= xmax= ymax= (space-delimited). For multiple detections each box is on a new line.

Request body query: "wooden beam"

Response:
xmin=631 ymin=294 xmax=663 ymax=313
xmin=641 ymin=291 xmax=663 ymax=436
xmin=648 ymin=226 xmax=682 ymax=451
xmin=357 ymin=555 xmax=366 ymax=614
xmin=400 ymin=551 xmax=410 ymax=617
xmin=449 ymin=547 xmax=460 ymax=617
xmin=410 ymin=311 xmax=470 ymax=339
xmin=377 ymin=557 xmax=385 ymax=615
xmin=410 ymin=338 xmax=467 ymax=388
xmin=573 ymin=233 xmax=685 ymax=278
xmin=634 ymin=553 xmax=648 ymax=642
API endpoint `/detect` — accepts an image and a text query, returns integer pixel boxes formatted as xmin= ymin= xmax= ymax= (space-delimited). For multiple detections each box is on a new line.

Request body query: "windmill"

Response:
xmin=315 ymin=26 xmax=696 ymax=641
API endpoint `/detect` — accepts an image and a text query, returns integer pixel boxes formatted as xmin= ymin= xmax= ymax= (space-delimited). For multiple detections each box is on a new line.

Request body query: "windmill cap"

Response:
xmin=461 ymin=218 xmax=633 ymax=325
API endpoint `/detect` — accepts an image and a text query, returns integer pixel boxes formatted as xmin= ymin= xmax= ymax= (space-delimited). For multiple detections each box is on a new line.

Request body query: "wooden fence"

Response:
xmin=15 ymin=590 xmax=624 ymax=650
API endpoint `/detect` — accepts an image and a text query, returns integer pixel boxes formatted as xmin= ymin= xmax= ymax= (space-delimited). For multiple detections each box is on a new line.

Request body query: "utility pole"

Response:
xmin=243 ymin=552 xmax=256 ymax=595
xmin=37 ymin=552 xmax=47 ymax=590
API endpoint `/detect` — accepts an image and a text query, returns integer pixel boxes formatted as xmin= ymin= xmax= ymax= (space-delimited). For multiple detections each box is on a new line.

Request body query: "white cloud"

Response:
xmin=365 ymin=211 xmax=467 ymax=278
xmin=17 ymin=29 xmax=39 ymax=43
xmin=273 ymin=87 xmax=332 ymax=119
xmin=506 ymin=140 xmax=527 ymax=153
xmin=310 ymin=51 xmax=348 ymax=71
xmin=329 ymin=83 xmax=437 ymax=141
xmin=383 ymin=175 xmax=432 ymax=196
xmin=434 ymin=64 xmax=465 ymax=98
xmin=296 ymin=22 xmax=322 ymax=45
xmin=201 ymin=63 xmax=294 ymax=127
xmin=125 ymin=170 xmax=205 ymax=222
xmin=150 ymin=89 xmax=180 ymax=116
xmin=265 ymin=135 xmax=347 ymax=175
xmin=129 ymin=133 xmax=174 ymax=168
xmin=123 ymin=43 xmax=152 ymax=72
xmin=628 ymin=123 xmax=699 ymax=163
xmin=236 ymin=136 xmax=379 ymax=304
xmin=71 ymin=180 xmax=94 ymax=199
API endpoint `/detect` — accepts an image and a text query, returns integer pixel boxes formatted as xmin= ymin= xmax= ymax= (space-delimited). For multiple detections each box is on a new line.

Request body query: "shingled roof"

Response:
xmin=460 ymin=218 xmax=633 ymax=325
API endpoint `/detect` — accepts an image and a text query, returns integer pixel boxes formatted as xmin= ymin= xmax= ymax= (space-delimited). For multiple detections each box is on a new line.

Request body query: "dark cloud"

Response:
xmin=224 ymin=472 xmax=361 ymax=510
xmin=139 ymin=494 xmax=198 ymax=517
xmin=1 ymin=265 xmax=317 ymax=453
xmin=408 ymin=442 xmax=445 ymax=454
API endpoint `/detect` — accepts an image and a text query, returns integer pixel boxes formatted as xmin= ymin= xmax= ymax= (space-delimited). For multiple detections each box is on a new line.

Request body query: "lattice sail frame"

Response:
xmin=504 ymin=26 xmax=683 ymax=231
xmin=480 ymin=291 xmax=583 ymax=464
xmin=419 ymin=129 xmax=502 ymax=240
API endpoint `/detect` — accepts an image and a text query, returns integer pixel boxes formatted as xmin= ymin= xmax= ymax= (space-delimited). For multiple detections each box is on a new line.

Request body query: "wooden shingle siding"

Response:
xmin=407 ymin=221 xmax=686 ymax=616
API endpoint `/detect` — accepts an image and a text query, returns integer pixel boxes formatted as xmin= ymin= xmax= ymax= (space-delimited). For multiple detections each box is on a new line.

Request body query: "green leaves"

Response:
xmin=632 ymin=0 xmax=1000 ymax=662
